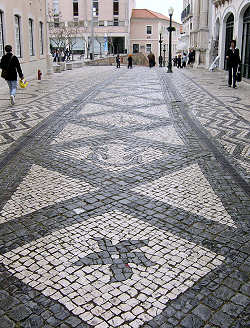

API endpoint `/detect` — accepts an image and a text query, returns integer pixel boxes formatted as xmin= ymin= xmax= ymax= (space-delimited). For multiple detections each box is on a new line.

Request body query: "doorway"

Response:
xmin=224 ymin=13 xmax=234 ymax=69
xmin=242 ymin=6 xmax=250 ymax=79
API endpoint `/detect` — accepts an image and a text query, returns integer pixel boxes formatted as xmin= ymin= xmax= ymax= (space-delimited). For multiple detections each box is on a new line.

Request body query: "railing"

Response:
xmin=181 ymin=4 xmax=191 ymax=22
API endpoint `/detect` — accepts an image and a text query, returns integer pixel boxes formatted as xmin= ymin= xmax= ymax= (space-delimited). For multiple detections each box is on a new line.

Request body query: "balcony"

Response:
xmin=181 ymin=4 xmax=191 ymax=22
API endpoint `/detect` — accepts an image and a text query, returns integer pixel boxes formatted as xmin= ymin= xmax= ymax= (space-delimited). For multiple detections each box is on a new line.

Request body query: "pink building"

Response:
xmin=130 ymin=9 xmax=181 ymax=63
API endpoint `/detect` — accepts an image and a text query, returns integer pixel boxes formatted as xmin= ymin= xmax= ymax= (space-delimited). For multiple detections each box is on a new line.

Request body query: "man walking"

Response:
xmin=0 ymin=45 xmax=24 ymax=105
xmin=116 ymin=54 xmax=121 ymax=68
xmin=226 ymin=40 xmax=241 ymax=88
xmin=128 ymin=55 xmax=133 ymax=69
xmin=148 ymin=52 xmax=156 ymax=68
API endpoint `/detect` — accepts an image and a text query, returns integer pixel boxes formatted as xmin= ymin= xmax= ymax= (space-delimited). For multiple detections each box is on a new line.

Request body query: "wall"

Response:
xmin=212 ymin=0 xmax=250 ymax=71
xmin=47 ymin=0 xmax=135 ymax=56
xmin=130 ymin=17 xmax=181 ymax=62
xmin=0 ymin=0 xmax=48 ymax=89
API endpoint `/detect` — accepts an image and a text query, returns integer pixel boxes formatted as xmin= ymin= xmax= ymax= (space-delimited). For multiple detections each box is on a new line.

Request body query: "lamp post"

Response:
xmin=163 ymin=44 xmax=166 ymax=67
xmin=90 ymin=5 xmax=96 ymax=60
xmin=159 ymin=29 xmax=163 ymax=67
xmin=167 ymin=7 xmax=174 ymax=73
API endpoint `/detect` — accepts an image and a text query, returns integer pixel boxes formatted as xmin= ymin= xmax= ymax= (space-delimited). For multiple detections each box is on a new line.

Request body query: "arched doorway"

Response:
xmin=242 ymin=6 xmax=250 ymax=79
xmin=224 ymin=13 xmax=234 ymax=69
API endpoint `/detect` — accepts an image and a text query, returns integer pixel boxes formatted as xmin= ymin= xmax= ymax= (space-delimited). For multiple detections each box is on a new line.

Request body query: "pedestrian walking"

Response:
xmin=148 ymin=52 xmax=156 ymax=68
xmin=53 ymin=49 xmax=59 ymax=62
xmin=182 ymin=53 xmax=188 ymax=68
xmin=226 ymin=40 xmax=241 ymax=88
xmin=128 ymin=55 xmax=133 ymax=69
xmin=173 ymin=56 xmax=178 ymax=67
xmin=177 ymin=54 xmax=182 ymax=68
xmin=116 ymin=54 xmax=121 ymax=68
xmin=0 ymin=44 xmax=24 ymax=105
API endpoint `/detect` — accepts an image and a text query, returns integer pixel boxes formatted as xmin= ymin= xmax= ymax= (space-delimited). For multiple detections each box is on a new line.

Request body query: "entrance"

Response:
xmin=109 ymin=37 xmax=125 ymax=55
xmin=242 ymin=6 xmax=250 ymax=79
xmin=224 ymin=13 xmax=234 ymax=69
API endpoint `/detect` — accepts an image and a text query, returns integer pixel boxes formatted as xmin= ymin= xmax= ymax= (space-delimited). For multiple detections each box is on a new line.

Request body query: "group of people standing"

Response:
xmin=173 ymin=49 xmax=195 ymax=69
xmin=115 ymin=54 xmax=133 ymax=69
xmin=52 ymin=49 xmax=71 ymax=63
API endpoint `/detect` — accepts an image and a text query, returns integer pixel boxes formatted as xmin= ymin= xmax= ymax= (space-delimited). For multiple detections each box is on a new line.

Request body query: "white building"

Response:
xmin=181 ymin=0 xmax=212 ymax=68
xmin=211 ymin=0 xmax=250 ymax=79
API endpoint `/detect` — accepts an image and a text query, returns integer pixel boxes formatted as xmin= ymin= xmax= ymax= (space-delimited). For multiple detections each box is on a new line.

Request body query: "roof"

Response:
xmin=131 ymin=9 xmax=171 ymax=21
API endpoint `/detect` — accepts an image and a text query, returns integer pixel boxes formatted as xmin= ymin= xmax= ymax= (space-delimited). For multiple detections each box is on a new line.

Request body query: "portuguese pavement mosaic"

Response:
xmin=0 ymin=66 xmax=249 ymax=328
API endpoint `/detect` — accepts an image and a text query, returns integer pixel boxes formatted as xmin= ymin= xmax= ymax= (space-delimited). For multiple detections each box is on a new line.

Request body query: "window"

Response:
xmin=0 ymin=11 xmax=4 ymax=57
xmin=93 ymin=1 xmax=98 ymax=16
xmin=113 ymin=1 xmax=119 ymax=16
xmin=133 ymin=44 xmax=139 ymax=53
xmin=39 ymin=22 xmax=44 ymax=55
xmin=54 ymin=16 xmax=60 ymax=27
xmin=98 ymin=20 xmax=104 ymax=26
xmin=147 ymin=25 xmax=152 ymax=34
xmin=53 ymin=0 xmax=59 ymax=15
xmin=29 ymin=18 xmax=34 ymax=56
xmin=113 ymin=18 xmax=119 ymax=26
xmin=146 ymin=44 xmax=152 ymax=53
xmin=15 ymin=15 xmax=21 ymax=57
xmin=73 ymin=0 xmax=79 ymax=17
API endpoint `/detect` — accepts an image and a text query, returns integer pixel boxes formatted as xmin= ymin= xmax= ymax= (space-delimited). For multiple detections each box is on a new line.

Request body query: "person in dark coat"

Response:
xmin=177 ymin=54 xmax=182 ymax=68
xmin=0 ymin=45 xmax=24 ymax=105
xmin=128 ymin=55 xmax=133 ymax=69
xmin=116 ymin=54 xmax=121 ymax=68
xmin=226 ymin=40 xmax=241 ymax=88
xmin=148 ymin=52 xmax=156 ymax=68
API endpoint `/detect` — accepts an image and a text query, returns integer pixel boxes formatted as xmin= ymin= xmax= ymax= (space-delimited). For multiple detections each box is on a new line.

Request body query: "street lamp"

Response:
xmin=163 ymin=44 xmax=166 ymax=67
xmin=159 ymin=27 xmax=163 ymax=67
xmin=90 ymin=6 xmax=96 ymax=60
xmin=167 ymin=6 xmax=174 ymax=73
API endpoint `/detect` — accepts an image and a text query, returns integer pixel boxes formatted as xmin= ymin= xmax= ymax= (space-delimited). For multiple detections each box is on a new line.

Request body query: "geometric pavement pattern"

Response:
xmin=0 ymin=67 xmax=249 ymax=328
xmin=0 ymin=66 xmax=116 ymax=159
xmin=172 ymin=69 xmax=250 ymax=182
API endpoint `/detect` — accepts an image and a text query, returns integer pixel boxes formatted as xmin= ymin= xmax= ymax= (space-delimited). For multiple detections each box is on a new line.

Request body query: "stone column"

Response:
xmin=200 ymin=0 xmax=209 ymax=29
xmin=192 ymin=0 xmax=200 ymax=31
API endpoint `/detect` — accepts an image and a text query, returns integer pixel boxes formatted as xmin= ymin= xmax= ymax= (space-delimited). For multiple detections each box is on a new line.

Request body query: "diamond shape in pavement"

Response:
xmin=0 ymin=210 xmax=225 ymax=327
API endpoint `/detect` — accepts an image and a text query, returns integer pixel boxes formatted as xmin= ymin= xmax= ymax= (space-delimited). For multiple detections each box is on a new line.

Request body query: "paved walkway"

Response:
xmin=0 ymin=66 xmax=249 ymax=328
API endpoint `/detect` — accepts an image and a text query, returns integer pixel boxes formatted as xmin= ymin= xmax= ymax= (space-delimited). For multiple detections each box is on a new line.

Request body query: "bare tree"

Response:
xmin=48 ymin=10 xmax=85 ymax=61
xmin=95 ymin=36 xmax=104 ymax=57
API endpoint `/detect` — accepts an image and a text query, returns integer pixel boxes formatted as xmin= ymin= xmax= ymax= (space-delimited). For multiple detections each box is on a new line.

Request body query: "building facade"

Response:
xmin=181 ymin=0 xmax=212 ymax=68
xmin=211 ymin=0 xmax=250 ymax=79
xmin=130 ymin=9 xmax=181 ymax=64
xmin=48 ymin=0 xmax=136 ymax=55
xmin=0 ymin=0 xmax=49 ymax=87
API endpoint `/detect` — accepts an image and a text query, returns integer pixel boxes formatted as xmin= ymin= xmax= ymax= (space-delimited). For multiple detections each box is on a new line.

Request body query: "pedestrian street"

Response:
xmin=0 ymin=66 xmax=249 ymax=328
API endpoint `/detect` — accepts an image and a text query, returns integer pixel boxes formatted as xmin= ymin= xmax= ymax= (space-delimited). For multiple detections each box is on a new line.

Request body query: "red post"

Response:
xmin=38 ymin=69 xmax=42 ymax=81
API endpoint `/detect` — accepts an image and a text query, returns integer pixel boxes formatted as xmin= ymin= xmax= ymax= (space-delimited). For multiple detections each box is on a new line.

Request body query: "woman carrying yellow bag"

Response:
xmin=19 ymin=79 xmax=29 ymax=89
xmin=0 ymin=44 xmax=24 ymax=105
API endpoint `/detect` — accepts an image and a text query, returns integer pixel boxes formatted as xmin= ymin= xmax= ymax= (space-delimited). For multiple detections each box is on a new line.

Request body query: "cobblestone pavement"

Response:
xmin=0 ymin=66 xmax=249 ymax=328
